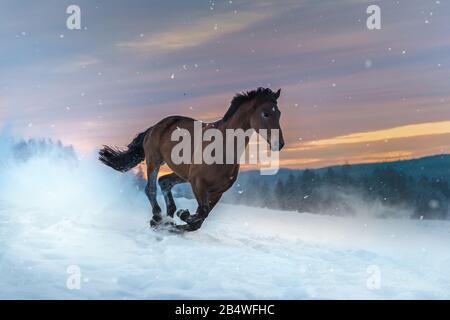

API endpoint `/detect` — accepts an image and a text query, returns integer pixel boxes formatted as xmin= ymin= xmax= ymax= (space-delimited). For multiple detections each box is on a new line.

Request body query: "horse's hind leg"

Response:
xmin=145 ymin=160 xmax=162 ymax=227
xmin=158 ymin=173 xmax=185 ymax=218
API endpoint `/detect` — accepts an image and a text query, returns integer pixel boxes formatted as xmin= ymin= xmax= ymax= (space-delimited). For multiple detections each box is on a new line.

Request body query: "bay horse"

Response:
xmin=99 ymin=87 xmax=284 ymax=232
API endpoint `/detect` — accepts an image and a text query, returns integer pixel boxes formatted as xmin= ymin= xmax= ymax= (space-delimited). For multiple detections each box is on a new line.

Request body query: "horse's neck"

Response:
xmin=217 ymin=105 xmax=252 ymax=132
xmin=215 ymin=105 xmax=253 ymax=162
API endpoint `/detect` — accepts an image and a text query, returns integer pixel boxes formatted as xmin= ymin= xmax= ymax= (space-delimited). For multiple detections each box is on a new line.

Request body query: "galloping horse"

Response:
xmin=99 ymin=87 xmax=284 ymax=232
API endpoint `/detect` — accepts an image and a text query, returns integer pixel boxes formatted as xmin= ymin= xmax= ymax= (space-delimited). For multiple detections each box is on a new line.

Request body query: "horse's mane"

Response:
xmin=223 ymin=87 xmax=278 ymax=121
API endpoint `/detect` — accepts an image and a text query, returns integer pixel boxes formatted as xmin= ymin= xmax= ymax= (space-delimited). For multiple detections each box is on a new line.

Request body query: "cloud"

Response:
xmin=295 ymin=121 xmax=450 ymax=148
xmin=51 ymin=55 xmax=101 ymax=74
xmin=116 ymin=11 xmax=268 ymax=52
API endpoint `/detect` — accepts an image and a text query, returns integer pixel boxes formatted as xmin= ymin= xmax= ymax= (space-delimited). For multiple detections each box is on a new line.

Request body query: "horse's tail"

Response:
xmin=98 ymin=128 xmax=151 ymax=172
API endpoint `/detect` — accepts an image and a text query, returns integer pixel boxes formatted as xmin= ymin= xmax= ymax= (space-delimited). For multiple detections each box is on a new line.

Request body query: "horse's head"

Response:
xmin=249 ymin=88 xmax=285 ymax=151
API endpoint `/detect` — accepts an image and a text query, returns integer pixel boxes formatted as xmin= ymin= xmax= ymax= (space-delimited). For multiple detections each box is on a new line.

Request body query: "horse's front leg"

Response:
xmin=174 ymin=178 xmax=216 ymax=231
xmin=176 ymin=191 xmax=222 ymax=232
xmin=158 ymin=173 xmax=185 ymax=218
xmin=177 ymin=197 xmax=209 ymax=230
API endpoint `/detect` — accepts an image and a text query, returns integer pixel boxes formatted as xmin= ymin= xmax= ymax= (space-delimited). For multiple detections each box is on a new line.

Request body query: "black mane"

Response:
xmin=223 ymin=87 xmax=278 ymax=121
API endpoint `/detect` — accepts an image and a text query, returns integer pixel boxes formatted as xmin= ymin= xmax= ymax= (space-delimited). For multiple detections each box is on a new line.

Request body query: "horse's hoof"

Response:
xmin=160 ymin=221 xmax=186 ymax=234
xmin=176 ymin=209 xmax=190 ymax=222
xmin=150 ymin=218 xmax=161 ymax=228
xmin=179 ymin=219 xmax=204 ymax=232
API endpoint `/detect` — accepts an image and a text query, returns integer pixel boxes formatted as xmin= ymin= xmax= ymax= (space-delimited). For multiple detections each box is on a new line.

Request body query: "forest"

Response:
xmin=223 ymin=165 xmax=450 ymax=219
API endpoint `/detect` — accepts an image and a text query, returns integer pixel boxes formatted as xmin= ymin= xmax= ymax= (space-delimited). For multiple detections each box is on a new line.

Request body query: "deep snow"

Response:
xmin=0 ymin=136 xmax=449 ymax=299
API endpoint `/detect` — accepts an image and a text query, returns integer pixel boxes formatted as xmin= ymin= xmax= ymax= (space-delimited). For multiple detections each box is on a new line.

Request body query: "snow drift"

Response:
xmin=0 ymin=133 xmax=449 ymax=299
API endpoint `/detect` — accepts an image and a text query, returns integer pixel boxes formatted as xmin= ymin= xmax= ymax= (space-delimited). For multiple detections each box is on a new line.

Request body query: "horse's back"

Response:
xmin=143 ymin=115 xmax=196 ymax=179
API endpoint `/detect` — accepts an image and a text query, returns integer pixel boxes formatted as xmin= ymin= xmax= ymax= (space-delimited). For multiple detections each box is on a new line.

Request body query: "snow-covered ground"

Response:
xmin=0 ymin=136 xmax=449 ymax=299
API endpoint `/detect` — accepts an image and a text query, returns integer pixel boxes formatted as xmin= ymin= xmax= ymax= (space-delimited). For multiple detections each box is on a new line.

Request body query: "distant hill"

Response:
xmin=236 ymin=154 xmax=450 ymax=185
xmin=170 ymin=154 xmax=450 ymax=219
xmin=172 ymin=154 xmax=450 ymax=196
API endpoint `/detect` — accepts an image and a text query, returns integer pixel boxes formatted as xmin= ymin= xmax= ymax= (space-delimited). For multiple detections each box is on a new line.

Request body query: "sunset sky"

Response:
xmin=1 ymin=0 xmax=449 ymax=169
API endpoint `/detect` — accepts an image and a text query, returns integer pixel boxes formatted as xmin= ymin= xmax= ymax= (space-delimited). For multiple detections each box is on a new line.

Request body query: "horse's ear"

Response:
xmin=274 ymin=88 xmax=281 ymax=100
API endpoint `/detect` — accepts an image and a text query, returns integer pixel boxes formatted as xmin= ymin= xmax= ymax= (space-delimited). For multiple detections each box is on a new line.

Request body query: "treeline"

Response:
xmin=226 ymin=166 xmax=450 ymax=219
xmin=12 ymin=138 xmax=76 ymax=162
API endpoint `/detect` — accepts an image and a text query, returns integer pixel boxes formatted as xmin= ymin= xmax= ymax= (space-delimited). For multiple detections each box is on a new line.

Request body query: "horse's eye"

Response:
xmin=262 ymin=112 xmax=270 ymax=118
